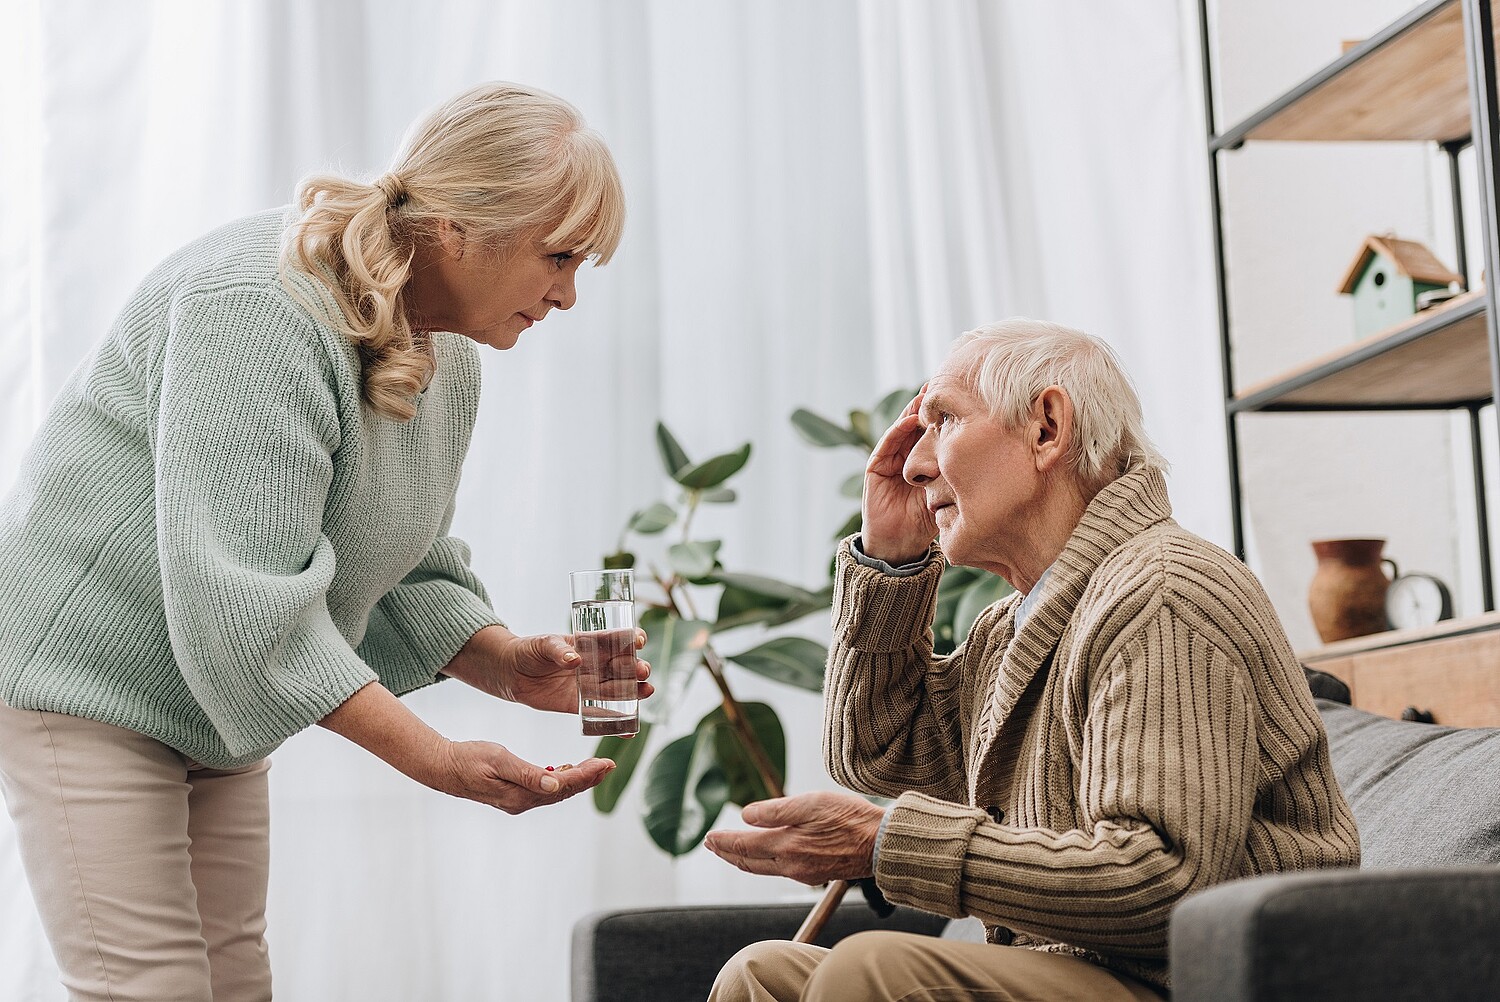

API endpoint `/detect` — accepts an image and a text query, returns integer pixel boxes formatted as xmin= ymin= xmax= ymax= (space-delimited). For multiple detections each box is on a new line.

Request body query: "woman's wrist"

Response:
xmin=441 ymin=624 xmax=515 ymax=688
xmin=319 ymin=681 xmax=454 ymax=789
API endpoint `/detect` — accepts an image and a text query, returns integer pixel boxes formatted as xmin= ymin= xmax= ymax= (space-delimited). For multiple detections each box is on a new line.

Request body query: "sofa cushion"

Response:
xmin=1317 ymin=698 xmax=1500 ymax=868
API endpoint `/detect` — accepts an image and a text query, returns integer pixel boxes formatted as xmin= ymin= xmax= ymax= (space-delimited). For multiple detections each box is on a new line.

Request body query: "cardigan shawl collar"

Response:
xmin=969 ymin=467 xmax=1173 ymax=781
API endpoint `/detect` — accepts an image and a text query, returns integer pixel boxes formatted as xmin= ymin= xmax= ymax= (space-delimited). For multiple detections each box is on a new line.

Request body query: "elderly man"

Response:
xmin=705 ymin=319 xmax=1359 ymax=1001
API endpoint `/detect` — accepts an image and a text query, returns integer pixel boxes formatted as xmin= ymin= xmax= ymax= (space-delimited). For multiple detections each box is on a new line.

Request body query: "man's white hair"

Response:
xmin=953 ymin=318 xmax=1168 ymax=494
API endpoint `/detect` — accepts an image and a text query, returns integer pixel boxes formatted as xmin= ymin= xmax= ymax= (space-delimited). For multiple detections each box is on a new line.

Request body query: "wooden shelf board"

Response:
xmin=1231 ymin=290 xmax=1493 ymax=410
xmin=1218 ymin=0 xmax=1500 ymax=145
xmin=1299 ymin=608 xmax=1500 ymax=662
xmin=1300 ymin=611 xmax=1500 ymax=727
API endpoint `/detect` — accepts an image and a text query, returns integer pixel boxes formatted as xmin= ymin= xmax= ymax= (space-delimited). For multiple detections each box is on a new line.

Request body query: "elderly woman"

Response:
xmin=705 ymin=319 xmax=1359 ymax=1001
xmin=0 ymin=82 xmax=648 ymax=1002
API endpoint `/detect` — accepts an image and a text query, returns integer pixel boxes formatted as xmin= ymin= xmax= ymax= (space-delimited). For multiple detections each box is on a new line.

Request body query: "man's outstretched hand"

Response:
xmin=704 ymin=791 xmax=886 ymax=886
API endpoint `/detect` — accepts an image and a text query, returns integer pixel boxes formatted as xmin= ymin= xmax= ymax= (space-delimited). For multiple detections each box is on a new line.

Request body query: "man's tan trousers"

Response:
xmin=0 ymin=704 xmax=272 ymax=1002
xmin=709 ymin=929 xmax=1167 ymax=1002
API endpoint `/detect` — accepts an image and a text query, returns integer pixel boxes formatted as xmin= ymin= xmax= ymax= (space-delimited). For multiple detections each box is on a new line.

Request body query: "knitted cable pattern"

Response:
xmin=824 ymin=468 xmax=1359 ymax=990
xmin=0 ymin=209 xmax=502 ymax=768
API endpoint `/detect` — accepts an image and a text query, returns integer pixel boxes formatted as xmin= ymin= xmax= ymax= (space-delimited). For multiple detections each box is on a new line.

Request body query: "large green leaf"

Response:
xmin=839 ymin=473 xmax=865 ymax=499
xmin=763 ymin=586 xmax=833 ymax=626
xmin=713 ymin=583 xmax=786 ymax=633
xmin=725 ymin=637 xmax=827 ymax=692
xmin=872 ymin=387 xmax=916 ymax=432
xmin=627 ymin=502 xmax=677 ymax=535
xmin=602 ymin=551 xmax=636 ymax=570
xmin=591 ymin=721 xmax=653 ymax=813
xmin=790 ymin=408 xmax=863 ymax=449
xmin=638 ymin=608 xmax=711 ymax=725
xmin=933 ymin=565 xmax=983 ymax=655
xmin=674 ymin=443 xmax=752 ymax=489
xmin=952 ymin=573 xmax=1014 ymax=645
xmin=712 ymin=580 xmax=830 ymax=634
xmin=707 ymin=572 xmax=824 ymax=606
xmin=707 ymin=701 xmax=787 ymax=806
xmin=656 ymin=422 xmax=692 ymax=478
xmin=831 ymin=510 xmax=862 ymax=541
xmin=668 ymin=540 xmax=721 ymax=579
xmin=642 ymin=726 xmax=731 ymax=856
xmin=848 ymin=409 xmax=875 ymax=449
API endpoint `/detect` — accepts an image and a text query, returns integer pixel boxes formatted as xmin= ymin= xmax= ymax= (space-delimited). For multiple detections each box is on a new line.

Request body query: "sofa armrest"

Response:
xmin=1170 ymin=867 xmax=1500 ymax=1002
xmin=571 ymin=900 xmax=948 ymax=1002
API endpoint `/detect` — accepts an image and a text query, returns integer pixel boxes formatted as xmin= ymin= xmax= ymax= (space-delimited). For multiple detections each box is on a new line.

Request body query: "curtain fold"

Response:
xmin=0 ymin=2 xmax=1218 ymax=999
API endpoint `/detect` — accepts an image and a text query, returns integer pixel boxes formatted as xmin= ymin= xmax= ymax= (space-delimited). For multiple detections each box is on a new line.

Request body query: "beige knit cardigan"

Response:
xmin=825 ymin=467 xmax=1360 ymax=989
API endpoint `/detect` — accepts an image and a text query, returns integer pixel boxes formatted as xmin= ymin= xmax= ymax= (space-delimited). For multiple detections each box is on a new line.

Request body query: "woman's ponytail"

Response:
xmin=281 ymin=172 xmax=432 ymax=421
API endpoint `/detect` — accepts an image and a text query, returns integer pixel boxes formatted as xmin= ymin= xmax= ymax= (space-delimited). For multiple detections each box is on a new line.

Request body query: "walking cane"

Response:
xmin=793 ymin=879 xmax=852 ymax=943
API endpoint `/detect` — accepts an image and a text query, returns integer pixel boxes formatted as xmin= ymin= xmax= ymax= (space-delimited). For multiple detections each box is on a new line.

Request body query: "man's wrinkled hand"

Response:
xmin=862 ymin=386 xmax=937 ymax=564
xmin=703 ymin=791 xmax=885 ymax=885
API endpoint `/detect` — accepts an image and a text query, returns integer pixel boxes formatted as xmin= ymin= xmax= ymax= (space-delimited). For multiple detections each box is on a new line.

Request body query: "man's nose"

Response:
xmin=903 ymin=431 xmax=936 ymax=485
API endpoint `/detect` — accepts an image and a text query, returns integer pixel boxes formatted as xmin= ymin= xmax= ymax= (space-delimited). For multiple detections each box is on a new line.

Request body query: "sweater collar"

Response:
xmin=1022 ymin=466 xmax=1173 ymax=646
xmin=970 ymin=467 xmax=1173 ymax=777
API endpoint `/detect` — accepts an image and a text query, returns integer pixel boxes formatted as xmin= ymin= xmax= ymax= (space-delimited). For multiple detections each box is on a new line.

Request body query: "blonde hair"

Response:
xmin=953 ymin=318 xmax=1168 ymax=495
xmin=280 ymin=82 xmax=626 ymax=420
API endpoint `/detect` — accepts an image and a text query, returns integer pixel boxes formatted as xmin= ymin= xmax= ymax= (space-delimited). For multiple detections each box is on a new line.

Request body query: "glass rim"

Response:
xmin=568 ymin=567 xmax=635 ymax=581
xmin=569 ymin=567 xmax=634 ymax=602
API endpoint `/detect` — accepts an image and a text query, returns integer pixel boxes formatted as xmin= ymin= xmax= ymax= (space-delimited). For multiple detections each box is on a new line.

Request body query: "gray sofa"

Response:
xmin=1170 ymin=697 xmax=1500 ymax=1001
xmin=574 ymin=695 xmax=1500 ymax=1001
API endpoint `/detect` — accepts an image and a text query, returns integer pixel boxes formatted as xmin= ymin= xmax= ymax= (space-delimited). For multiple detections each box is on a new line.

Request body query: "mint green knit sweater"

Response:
xmin=0 ymin=209 xmax=503 ymax=768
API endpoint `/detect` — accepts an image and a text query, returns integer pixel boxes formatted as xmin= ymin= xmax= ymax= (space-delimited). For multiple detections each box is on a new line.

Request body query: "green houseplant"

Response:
xmin=591 ymin=390 xmax=1012 ymax=856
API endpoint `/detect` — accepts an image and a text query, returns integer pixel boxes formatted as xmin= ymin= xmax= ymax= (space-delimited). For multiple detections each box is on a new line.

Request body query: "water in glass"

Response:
xmin=571 ymin=599 xmax=638 ymax=736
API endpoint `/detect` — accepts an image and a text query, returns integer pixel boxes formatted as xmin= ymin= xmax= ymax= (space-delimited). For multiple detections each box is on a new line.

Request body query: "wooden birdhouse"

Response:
xmin=1337 ymin=235 xmax=1462 ymax=338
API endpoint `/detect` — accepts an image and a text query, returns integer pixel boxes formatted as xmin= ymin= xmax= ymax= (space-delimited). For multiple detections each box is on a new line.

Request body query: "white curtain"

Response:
xmin=0 ymin=2 xmax=1222 ymax=999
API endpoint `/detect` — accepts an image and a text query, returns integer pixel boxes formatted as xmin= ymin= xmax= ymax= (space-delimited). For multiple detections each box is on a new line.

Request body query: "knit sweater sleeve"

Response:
xmin=822 ymin=537 xmax=969 ymax=803
xmin=153 ymin=287 xmax=377 ymax=757
xmin=874 ymin=577 xmax=1259 ymax=959
xmin=357 ymin=494 xmax=504 ymax=694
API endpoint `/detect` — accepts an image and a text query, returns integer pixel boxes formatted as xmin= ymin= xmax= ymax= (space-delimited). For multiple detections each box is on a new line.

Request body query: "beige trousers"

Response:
xmin=0 ymin=704 xmax=273 ymax=1002
xmin=709 ymin=931 xmax=1167 ymax=1002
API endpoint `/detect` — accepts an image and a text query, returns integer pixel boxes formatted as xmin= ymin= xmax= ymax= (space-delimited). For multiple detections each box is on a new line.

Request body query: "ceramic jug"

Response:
xmin=1308 ymin=538 xmax=1398 ymax=643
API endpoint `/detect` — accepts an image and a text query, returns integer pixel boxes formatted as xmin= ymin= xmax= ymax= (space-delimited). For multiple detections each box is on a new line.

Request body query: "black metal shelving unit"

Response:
xmin=1198 ymin=0 xmax=1500 ymax=612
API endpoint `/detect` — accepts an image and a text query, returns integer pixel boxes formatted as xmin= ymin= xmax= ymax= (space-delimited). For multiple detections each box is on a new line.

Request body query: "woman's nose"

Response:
xmin=552 ymin=268 xmax=578 ymax=311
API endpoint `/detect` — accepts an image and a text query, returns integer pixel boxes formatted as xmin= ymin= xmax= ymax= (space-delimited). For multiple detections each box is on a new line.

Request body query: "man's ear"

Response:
xmin=1030 ymin=386 xmax=1073 ymax=473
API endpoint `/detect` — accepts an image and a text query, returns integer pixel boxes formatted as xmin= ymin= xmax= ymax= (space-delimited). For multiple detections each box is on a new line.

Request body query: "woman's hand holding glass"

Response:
xmin=443 ymin=625 xmax=653 ymax=713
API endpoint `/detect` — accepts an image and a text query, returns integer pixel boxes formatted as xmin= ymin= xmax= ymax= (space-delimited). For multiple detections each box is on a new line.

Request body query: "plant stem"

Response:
xmin=656 ymin=575 xmax=785 ymax=800
xmin=700 ymin=644 xmax=785 ymax=799
xmin=680 ymin=490 xmax=701 ymax=542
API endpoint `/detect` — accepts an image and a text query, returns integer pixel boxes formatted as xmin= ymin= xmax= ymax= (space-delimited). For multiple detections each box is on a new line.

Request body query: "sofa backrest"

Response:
xmin=1317 ymin=698 xmax=1500 ymax=869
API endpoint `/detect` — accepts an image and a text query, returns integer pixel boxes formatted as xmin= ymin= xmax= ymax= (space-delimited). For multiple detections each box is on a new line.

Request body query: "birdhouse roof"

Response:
xmin=1337 ymin=235 xmax=1463 ymax=294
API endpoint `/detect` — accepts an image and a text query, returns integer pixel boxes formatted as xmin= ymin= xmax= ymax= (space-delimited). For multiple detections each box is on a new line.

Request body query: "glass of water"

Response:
xmin=568 ymin=568 xmax=639 ymax=737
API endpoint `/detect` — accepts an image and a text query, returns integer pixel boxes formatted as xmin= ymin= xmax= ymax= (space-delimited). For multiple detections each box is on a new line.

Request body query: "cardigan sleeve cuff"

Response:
xmin=873 ymin=790 xmax=990 ymax=918
xmin=832 ymin=536 xmax=945 ymax=653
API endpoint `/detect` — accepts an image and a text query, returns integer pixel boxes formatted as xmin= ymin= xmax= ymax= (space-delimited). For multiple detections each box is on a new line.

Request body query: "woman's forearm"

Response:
xmin=318 ymin=680 xmax=450 ymax=786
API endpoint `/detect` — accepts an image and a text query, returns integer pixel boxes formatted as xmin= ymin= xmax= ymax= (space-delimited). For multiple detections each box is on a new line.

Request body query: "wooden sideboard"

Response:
xmin=1299 ymin=611 xmax=1500 ymax=727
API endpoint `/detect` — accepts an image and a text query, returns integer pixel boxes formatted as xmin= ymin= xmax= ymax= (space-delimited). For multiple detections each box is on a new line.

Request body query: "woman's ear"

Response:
xmin=1031 ymin=385 xmax=1073 ymax=473
xmin=435 ymin=219 xmax=467 ymax=260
